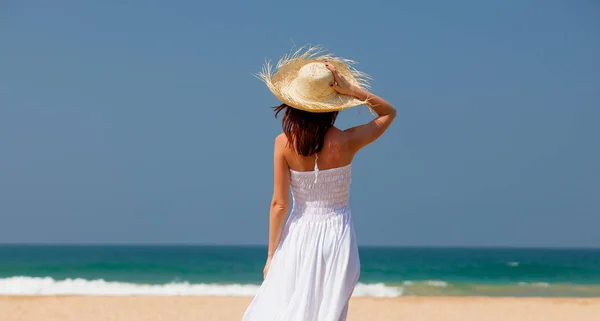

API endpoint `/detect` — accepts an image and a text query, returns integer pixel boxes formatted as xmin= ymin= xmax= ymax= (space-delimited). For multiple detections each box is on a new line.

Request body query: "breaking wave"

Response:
xmin=0 ymin=277 xmax=403 ymax=297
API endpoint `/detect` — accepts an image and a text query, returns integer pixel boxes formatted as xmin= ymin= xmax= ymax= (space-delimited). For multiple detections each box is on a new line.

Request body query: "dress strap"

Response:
xmin=314 ymin=153 xmax=319 ymax=184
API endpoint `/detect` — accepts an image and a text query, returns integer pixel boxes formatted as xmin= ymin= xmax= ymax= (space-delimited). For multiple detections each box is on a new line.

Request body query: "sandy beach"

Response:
xmin=0 ymin=296 xmax=598 ymax=321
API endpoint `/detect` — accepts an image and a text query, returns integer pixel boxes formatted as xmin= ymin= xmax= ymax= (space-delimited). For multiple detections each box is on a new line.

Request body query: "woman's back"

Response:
xmin=283 ymin=127 xmax=352 ymax=173
xmin=288 ymin=128 xmax=354 ymax=214
xmin=246 ymin=129 xmax=360 ymax=321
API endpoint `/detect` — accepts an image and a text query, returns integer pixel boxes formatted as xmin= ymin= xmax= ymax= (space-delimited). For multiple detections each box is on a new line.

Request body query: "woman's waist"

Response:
xmin=291 ymin=200 xmax=349 ymax=212
xmin=289 ymin=202 xmax=351 ymax=219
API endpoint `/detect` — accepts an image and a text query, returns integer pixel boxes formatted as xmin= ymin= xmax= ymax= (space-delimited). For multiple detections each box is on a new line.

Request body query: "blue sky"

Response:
xmin=1 ymin=1 xmax=599 ymax=247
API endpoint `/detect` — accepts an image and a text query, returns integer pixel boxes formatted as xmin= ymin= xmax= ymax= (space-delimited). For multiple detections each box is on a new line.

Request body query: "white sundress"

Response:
xmin=242 ymin=156 xmax=361 ymax=321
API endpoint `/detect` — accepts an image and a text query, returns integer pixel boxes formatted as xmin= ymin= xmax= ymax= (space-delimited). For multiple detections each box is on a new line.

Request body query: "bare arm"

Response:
xmin=267 ymin=134 xmax=290 ymax=259
xmin=324 ymin=62 xmax=397 ymax=154
xmin=344 ymin=87 xmax=396 ymax=154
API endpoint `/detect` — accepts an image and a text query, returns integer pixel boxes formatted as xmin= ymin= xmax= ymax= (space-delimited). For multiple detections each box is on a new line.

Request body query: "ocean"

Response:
xmin=1 ymin=245 xmax=599 ymax=297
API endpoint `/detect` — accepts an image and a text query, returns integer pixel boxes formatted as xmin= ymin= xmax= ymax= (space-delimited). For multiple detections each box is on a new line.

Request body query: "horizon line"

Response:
xmin=1 ymin=243 xmax=599 ymax=250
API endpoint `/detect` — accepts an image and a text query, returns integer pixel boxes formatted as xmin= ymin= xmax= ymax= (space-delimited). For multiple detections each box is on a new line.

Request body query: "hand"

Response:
xmin=263 ymin=257 xmax=272 ymax=279
xmin=324 ymin=61 xmax=358 ymax=97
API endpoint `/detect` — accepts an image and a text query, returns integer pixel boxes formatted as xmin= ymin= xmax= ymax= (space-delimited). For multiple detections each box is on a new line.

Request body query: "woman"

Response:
xmin=242 ymin=46 xmax=396 ymax=321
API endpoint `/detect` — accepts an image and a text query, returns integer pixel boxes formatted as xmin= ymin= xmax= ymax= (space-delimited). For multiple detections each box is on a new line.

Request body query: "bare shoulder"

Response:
xmin=324 ymin=127 xmax=352 ymax=160
xmin=275 ymin=133 xmax=288 ymax=148
xmin=327 ymin=126 xmax=350 ymax=146
xmin=327 ymin=126 xmax=346 ymax=140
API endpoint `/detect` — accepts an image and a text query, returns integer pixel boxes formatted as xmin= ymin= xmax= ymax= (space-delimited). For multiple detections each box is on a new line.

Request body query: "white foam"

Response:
xmin=507 ymin=262 xmax=520 ymax=267
xmin=353 ymin=282 xmax=403 ymax=297
xmin=424 ymin=280 xmax=448 ymax=287
xmin=0 ymin=276 xmax=260 ymax=296
xmin=0 ymin=277 xmax=403 ymax=297
xmin=518 ymin=282 xmax=550 ymax=287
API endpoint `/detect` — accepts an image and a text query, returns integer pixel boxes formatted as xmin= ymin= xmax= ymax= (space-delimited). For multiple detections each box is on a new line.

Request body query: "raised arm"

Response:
xmin=325 ymin=62 xmax=397 ymax=155
xmin=343 ymin=88 xmax=396 ymax=154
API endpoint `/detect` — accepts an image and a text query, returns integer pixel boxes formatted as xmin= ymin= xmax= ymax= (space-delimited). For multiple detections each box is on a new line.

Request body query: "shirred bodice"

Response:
xmin=289 ymin=163 xmax=352 ymax=216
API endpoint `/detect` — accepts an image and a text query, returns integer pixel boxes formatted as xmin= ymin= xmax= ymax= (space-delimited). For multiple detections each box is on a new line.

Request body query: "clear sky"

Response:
xmin=1 ymin=1 xmax=599 ymax=247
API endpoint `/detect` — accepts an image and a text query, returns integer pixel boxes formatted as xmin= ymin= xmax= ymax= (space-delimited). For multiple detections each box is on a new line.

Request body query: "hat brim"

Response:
xmin=258 ymin=45 xmax=372 ymax=113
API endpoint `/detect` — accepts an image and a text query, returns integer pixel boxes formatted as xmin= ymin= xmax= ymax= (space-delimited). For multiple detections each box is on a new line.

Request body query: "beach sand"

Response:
xmin=1 ymin=296 xmax=599 ymax=321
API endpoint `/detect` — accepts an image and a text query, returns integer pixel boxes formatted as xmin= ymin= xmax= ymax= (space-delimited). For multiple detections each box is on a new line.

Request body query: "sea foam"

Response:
xmin=518 ymin=281 xmax=550 ymax=287
xmin=0 ymin=277 xmax=402 ymax=297
xmin=424 ymin=280 xmax=448 ymax=287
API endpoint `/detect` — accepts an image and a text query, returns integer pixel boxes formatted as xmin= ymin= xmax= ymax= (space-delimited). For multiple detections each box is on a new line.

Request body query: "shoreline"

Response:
xmin=3 ymin=275 xmax=600 ymax=297
xmin=1 ymin=296 xmax=599 ymax=321
xmin=1 ymin=294 xmax=600 ymax=299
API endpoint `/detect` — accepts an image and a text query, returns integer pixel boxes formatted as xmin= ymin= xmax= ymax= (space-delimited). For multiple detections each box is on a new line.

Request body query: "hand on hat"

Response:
xmin=324 ymin=61 xmax=356 ymax=97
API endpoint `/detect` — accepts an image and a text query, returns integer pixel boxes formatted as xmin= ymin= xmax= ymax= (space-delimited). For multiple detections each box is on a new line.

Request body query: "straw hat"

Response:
xmin=258 ymin=45 xmax=372 ymax=113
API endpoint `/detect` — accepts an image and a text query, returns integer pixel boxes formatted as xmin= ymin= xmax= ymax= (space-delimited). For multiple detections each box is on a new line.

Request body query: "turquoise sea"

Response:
xmin=1 ymin=245 xmax=599 ymax=297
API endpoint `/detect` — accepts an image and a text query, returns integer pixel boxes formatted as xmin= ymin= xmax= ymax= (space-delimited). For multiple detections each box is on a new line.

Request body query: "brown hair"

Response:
xmin=274 ymin=103 xmax=339 ymax=156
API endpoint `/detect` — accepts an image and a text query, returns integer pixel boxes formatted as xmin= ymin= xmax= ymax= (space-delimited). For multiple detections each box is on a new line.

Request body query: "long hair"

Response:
xmin=274 ymin=104 xmax=339 ymax=156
